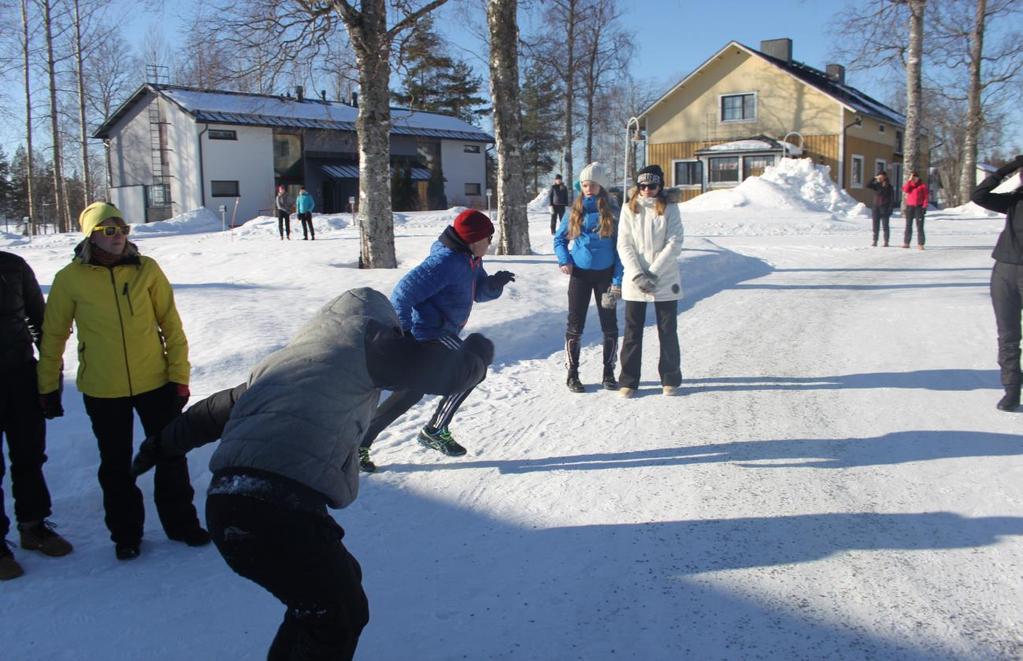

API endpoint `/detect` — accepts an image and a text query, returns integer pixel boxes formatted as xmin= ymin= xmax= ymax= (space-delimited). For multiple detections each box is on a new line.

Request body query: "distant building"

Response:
xmin=93 ymin=83 xmax=493 ymax=224
xmin=637 ymin=39 xmax=927 ymax=206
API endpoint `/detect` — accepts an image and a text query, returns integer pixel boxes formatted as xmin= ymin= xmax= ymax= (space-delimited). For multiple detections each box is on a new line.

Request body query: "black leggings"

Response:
xmin=566 ymin=266 xmax=618 ymax=339
xmin=277 ymin=211 xmax=291 ymax=238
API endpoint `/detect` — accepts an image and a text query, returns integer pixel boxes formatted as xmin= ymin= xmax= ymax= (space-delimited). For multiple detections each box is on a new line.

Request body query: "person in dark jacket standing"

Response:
xmin=866 ymin=171 xmax=894 ymax=247
xmin=357 ymin=210 xmax=514 ymax=470
xmin=902 ymin=171 xmax=929 ymax=249
xmin=130 ymin=288 xmax=495 ymax=661
xmin=0 ymin=252 xmax=73 ymax=580
xmin=548 ymin=174 xmax=569 ymax=235
xmin=971 ymin=154 xmax=1023 ymax=411
xmin=275 ymin=185 xmax=292 ymax=241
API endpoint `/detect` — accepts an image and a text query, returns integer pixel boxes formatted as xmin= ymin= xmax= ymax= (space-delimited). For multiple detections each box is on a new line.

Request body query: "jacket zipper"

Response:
xmin=122 ymin=282 xmax=135 ymax=315
xmin=109 ymin=268 xmax=134 ymax=395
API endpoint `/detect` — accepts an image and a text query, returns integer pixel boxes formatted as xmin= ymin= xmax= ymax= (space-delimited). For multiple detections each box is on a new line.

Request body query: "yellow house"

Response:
xmin=639 ymin=39 xmax=922 ymax=206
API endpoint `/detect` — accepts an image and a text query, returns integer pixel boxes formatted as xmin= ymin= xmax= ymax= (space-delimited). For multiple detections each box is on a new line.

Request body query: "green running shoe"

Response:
xmin=358 ymin=447 xmax=377 ymax=473
xmin=417 ymin=426 xmax=467 ymax=456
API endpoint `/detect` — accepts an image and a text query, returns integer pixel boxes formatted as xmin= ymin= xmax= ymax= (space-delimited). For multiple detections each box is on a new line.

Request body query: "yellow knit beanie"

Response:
xmin=79 ymin=202 xmax=124 ymax=236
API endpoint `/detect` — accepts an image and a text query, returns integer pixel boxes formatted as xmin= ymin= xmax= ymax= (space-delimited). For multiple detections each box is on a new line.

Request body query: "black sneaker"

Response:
xmin=115 ymin=543 xmax=141 ymax=561
xmin=0 ymin=542 xmax=24 ymax=580
xmin=418 ymin=427 xmax=467 ymax=457
xmin=358 ymin=447 xmax=377 ymax=473
xmin=997 ymin=388 xmax=1020 ymax=412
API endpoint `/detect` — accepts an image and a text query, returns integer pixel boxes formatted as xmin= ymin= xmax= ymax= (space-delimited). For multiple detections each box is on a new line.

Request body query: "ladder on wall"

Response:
xmin=146 ymin=95 xmax=172 ymax=221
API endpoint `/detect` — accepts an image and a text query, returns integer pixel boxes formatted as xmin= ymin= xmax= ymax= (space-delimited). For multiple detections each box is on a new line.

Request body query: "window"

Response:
xmin=851 ymin=155 xmax=864 ymax=188
xmin=209 ymin=129 xmax=237 ymax=140
xmin=720 ymin=93 xmax=756 ymax=122
xmin=895 ymin=130 xmax=904 ymax=153
xmin=147 ymin=183 xmax=171 ymax=207
xmin=211 ymin=180 xmax=240 ymax=197
xmin=743 ymin=155 xmax=775 ymax=179
xmin=708 ymin=156 xmax=740 ymax=184
xmin=673 ymin=160 xmax=702 ymax=187
xmin=875 ymin=159 xmax=887 ymax=176
xmin=464 ymin=144 xmax=481 ymax=154
xmin=465 ymin=183 xmax=481 ymax=196
xmin=878 ymin=123 xmax=885 ymax=133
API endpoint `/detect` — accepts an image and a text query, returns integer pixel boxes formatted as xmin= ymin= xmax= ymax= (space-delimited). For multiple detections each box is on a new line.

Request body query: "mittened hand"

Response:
xmin=491 ymin=271 xmax=516 ymax=288
xmin=39 ymin=391 xmax=64 ymax=419
xmin=172 ymin=382 xmax=190 ymax=410
xmin=633 ymin=272 xmax=657 ymax=293
xmin=462 ymin=333 xmax=496 ymax=366
xmin=601 ymin=286 xmax=621 ymax=309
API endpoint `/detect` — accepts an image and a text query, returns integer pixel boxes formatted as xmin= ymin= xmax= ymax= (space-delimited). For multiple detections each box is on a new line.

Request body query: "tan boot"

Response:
xmin=662 ymin=385 xmax=679 ymax=396
xmin=19 ymin=521 xmax=73 ymax=557
xmin=620 ymin=387 xmax=635 ymax=399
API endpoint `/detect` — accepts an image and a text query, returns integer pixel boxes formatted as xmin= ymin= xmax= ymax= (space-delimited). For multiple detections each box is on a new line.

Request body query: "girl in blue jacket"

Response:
xmin=553 ymin=162 xmax=623 ymax=393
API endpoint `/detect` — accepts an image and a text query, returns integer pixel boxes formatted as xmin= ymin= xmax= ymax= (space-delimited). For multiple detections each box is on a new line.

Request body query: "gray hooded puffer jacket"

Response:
xmin=209 ymin=288 xmax=396 ymax=508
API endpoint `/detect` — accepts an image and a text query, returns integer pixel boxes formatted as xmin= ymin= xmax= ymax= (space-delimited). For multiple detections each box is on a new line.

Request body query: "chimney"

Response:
xmin=826 ymin=64 xmax=846 ymax=84
xmin=760 ymin=38 xmax=792 ymax=64
xmin=350 ymin=91 xmax=359 ymax=107
xmin=295 ymin=85 xmax=304 ymax=101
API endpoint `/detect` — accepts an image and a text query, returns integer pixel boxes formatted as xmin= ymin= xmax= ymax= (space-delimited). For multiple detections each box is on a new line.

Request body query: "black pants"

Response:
xmin=551 ymin=205 xmax=566 ymax=234
xmin=566 ymin=266 xmax=618 ymax=339
xmin=277 ymin=211 xmax=291 ymax=238
xmin=872 ymin=207 xmax=891 ymax=244
xmin=904 ymin=206 xmax=925 ymax=246
xmin=0 ymin=361 xmax=52 ymax=538
xmin=360 ymin=335 xmax=485 ymax=449
xmin=207 ymin=476 xmax=368 ymax=661
xmin=619 ymin=299 xmax=682 ymax=390
xmin=299 ymin=212 xmax=314 ymax=239
xmin=83 ymin=383 xmax=201 ymax=545
xmin=991 ymin=261 xmax=1023 ymax=387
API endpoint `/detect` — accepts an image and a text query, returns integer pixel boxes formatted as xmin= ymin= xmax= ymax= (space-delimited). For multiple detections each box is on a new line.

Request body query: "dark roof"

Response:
xmin=640 ymin=41 xmax=905 ymax=128
xmin=93 ymin=83 xmax=494 ymax=143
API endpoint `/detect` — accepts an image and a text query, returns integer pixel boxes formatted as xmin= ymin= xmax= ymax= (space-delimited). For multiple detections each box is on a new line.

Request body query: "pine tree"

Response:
xmin=0 ymin=146 xmax=13 ymax=221
xmin=520 ymin=58 xmax=564 ymax=193
xmin=439 ymin=61 xmax=489 ymax=125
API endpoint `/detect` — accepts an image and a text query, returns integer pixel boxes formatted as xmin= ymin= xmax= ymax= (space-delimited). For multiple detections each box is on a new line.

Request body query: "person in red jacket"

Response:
xmin=902 ymin=171 xmax=929 ymax=250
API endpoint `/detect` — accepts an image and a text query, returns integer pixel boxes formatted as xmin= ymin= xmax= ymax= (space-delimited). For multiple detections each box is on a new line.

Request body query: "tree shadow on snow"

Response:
xmin=684 ymin=368 xmax=999 ymax=393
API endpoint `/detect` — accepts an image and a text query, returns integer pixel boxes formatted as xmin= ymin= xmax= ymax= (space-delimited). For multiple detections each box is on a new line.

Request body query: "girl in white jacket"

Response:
xmin=616 ymin=165 xmax=684 ymax=397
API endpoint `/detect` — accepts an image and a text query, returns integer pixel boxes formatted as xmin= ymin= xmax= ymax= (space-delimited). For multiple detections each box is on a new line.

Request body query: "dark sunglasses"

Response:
xmin=638 ymin=183 xmax=660 ymax=190
xmin=92 ymin=225 xmax=131 ymax=236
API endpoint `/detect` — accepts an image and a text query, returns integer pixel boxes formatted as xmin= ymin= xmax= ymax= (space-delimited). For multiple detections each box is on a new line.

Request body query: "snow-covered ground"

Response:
xmin=3 ymin=160 xmax=1022 ymax=660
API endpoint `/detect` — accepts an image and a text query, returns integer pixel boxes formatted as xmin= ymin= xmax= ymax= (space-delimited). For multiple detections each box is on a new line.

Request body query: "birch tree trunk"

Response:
xmin=487 ymin=0 xmax=531 ymax=255
xmin=958 ymin=0 xmax=985 ymax=205
xmin=902 ymin=0 xmax=926 ymax=206
xmin=72 ymin=0 xmax=92 ymax=205
xmin=563 ymin=0 xmax=577 ymax=197
xmin=21 ymin=0 xmax=36 ymax=234
xmin=41 ymin=0 xmax=69 ymax=232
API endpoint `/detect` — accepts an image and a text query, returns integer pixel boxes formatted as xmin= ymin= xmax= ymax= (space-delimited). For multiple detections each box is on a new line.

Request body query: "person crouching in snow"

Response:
xmin=616 ymin=165 xmax=684 ymax=398
xmin=357 ymin=209 xmax=514 ymax=470
xmin=971 ymin=154 xmax=1023 ymax=411
xmin=553 ymin=161 xmax=623 ymax=393
xmin=130 ymin=288 xmax=495 ymax=660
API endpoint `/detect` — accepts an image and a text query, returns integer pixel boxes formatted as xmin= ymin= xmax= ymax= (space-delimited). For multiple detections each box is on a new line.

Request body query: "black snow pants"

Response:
xmin=206 ymin=470 xmax=369 ymax=661
xmin=0 ymin=360 xmax=52 ymax=538
xmin=619 ymin=299 xmax=682 ymax=390
xmin=551 ymin=205 xmax=566 ymax=234
xmin=872 ymin=207 xmax=891 ymax=245
xmin=82 ymin=383 xmax=201 ymax=545
xmin=991 ymin=260 xmax=1023 ymax=387
xmin=277 ymin=211 xmax=291 ymax=239
xmin=904 ymin=206 xmax=926 ymax=246
xmin=360 ymin=334 xmax=486 ymax=449
xmin=299 ymin=212 xmax=315 ymax=239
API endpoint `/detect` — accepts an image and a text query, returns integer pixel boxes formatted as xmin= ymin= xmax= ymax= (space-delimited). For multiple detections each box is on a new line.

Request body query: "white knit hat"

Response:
xmin=578 ymin=162 xmax=610 ymax=191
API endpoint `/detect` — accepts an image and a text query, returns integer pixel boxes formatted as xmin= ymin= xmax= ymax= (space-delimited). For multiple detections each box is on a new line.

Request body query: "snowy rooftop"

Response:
xmin=94 ymin=84 xmax=493 ymax=142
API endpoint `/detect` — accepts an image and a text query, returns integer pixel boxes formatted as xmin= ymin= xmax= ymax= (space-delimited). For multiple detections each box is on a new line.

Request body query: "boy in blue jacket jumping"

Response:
xmin=358 ymin=209 xmax=515 ymax=471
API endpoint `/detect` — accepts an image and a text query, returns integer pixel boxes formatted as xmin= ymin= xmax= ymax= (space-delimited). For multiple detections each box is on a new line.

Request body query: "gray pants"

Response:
xmin=904 ymin=206 xmax=925 ymax=246
xmin=991 ymin=261 xmax=1023 ymax=387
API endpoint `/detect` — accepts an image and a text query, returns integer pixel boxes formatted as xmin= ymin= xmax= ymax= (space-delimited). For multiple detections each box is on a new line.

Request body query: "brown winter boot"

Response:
xmin=18 ymin=521 xmax=73 ymax=557
xmin=0 ymin=543 xmax=24 ymax=580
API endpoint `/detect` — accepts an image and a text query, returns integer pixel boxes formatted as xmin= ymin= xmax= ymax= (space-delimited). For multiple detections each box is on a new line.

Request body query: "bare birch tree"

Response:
xmin=903 ymin=0 xmax=926 ymax=189
xmin=20 ymin=0 xmax=37 ymax=232
xmin=38 ymin=0 xmax=71 ymax=231
xmin=487 ymin=0 xmax=530 ymax=254
xmin=577 ymin=0 xmax=630 ymax=165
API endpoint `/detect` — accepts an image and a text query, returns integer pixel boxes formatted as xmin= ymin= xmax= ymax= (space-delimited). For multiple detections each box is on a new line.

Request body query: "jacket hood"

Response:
xmin=73 ymin=239 xmax=141 ymax=266
xmin=438 ymin=225 xmax=472 ymax=255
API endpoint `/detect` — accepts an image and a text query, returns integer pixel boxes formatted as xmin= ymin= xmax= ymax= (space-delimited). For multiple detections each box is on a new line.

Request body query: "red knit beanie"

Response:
xmin=452 ymin=209 xmax=494 ymax=244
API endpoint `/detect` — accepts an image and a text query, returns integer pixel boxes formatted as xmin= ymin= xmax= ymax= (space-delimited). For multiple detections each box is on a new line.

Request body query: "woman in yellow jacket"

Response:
xmin=37 ymin=202 xmax=208 ymax=560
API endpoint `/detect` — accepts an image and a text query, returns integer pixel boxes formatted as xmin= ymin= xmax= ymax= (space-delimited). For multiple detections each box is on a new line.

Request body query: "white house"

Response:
xmin=93 ymin=83 xmax=493 ymax=224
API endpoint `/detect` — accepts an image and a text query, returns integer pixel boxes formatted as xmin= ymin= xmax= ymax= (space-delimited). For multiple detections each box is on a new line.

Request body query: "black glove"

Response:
xmin=633 ymin=272 xmax=657 ymax=294
xmin=39 ymin=391 xmax=63 ymax=419
xmin=995 ymin=155 xmax=1023 ymax=178
xmin=490 ymin=270 xmax=516 ymax=288
xmin=462 ymin=333 xmax=495 ymax=366
xmin=131 ymin=436 xmax=162 ymax=477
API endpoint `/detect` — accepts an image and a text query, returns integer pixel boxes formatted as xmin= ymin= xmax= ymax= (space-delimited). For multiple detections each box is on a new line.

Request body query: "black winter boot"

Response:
xmin=997 ymin=385 xmax=1021 ymax=411
xmin=566 ymin=334 xmax=584 ymax=393
xmin=601 ymin=335 xmax=619 ymax=390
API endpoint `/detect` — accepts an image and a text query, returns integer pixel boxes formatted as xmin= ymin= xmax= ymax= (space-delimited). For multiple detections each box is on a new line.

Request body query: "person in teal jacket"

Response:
xmin=296 ymin=187 xmax=316 ymax=240
xmin=553 ymin=162 xmax=623 ymax=393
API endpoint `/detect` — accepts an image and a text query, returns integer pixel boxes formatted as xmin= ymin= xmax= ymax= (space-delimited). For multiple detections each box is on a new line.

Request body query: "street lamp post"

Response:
xmin=624 ymin=117 xmax=641 ymax=196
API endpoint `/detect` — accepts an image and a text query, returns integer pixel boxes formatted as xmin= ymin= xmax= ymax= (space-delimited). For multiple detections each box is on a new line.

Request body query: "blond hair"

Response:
xmin=567 ymin=188 xmax=616 ymax=239
xmin=627 ymin=186 xmax=668 ymax=216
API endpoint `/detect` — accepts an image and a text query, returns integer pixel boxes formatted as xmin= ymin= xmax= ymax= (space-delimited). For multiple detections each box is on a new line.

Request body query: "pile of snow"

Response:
xmin=528 ymin=188 xmax=550 ymax=212
xmin=940 ymin=201 xmax=1002 ymax=218
xmin=129 ymin=207 xmax=224 ymax=236
xmin=681 ymin=158 xmax=867 ymax=219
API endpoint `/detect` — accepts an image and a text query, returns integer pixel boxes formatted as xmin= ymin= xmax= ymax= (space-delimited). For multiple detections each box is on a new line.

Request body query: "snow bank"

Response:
xmin=940 ymin=201 xmax=1002 ymax=218
xmin=681 ymin=158 xmax=867 ymax=219
xmin=129 ymin=207 xmax=224 ymax=236
xmin=528 ymin=189 xmax=550 ymax=212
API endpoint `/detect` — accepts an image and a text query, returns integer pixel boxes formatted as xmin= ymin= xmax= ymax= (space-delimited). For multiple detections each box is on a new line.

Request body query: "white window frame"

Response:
xmin=465 ymin=182 xmax=482 ymax=196
xmin=718 ymin=91 xmax=758 ymax=123
xmin=875 ymin=159 xmax=887 ymax=176
xmin=742 ymin=153 xmax=776 ymax=180
xmin=208 ymin=129 xmax=238 ymax=141
xmin=463 ymin=144 xmax=481 ymax=154
xmin=850 ymin=154 xmax=865 ymax=188
xmin=671 ymin=159 xmax=702 ymax=188
xmin=708 ymin=155 xmax=741 ymax=187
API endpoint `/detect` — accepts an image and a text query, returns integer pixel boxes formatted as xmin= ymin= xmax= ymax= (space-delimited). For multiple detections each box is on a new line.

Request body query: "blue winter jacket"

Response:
xmin=295 ymin=191 xmax=315 ymax=214
xmin=391 ymin=226 xmax=506 ymax=341
xmin=553 ymin=195 xmax=624 ymax=285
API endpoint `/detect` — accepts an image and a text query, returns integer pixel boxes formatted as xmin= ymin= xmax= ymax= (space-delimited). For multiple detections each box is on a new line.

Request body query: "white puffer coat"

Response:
xmin=617 ymin=197 xmax=684 ymax=302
